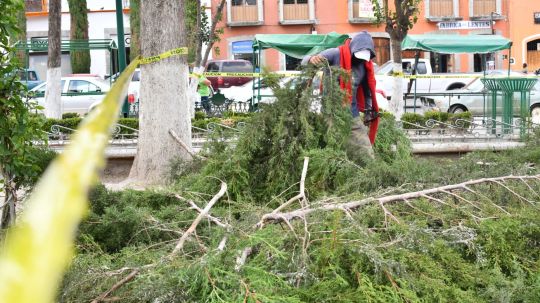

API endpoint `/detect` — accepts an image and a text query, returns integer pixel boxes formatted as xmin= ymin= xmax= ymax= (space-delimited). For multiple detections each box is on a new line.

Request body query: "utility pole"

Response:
xmin=115 ymin=0 xmax=129 ymax=117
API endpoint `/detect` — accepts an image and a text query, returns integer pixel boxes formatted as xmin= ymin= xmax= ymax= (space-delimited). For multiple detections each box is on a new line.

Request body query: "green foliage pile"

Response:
xmin=173 ymin=67 xmax=409 ymax=202
xmin=61 ymin=162 xmax=540 ymax=302
xmin=59 ymin=67 xmax=540 ymax=301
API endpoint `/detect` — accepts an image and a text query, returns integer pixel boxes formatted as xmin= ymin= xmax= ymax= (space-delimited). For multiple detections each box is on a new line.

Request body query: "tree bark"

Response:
xmin=67 ymin=0 xmax=90 ymax=73
xmin=44 ymin=0 xmax=62 ymax=119
xmin=390 ymin=37 xmax=404 ymax=118
xmin=129 ymin=0 xmax=192 ymax=184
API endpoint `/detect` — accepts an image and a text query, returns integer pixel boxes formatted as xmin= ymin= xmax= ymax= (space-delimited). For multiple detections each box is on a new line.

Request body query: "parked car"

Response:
xmin=29 ymin=76 xmax=110 ymax=115
xmin=204 ymin=59 xmax=254 ymax=90
xmin=375 ymin=59 xmax=477 ymax=98
xmin=219 ymin=71 xmax=301 ymax=104
xmin=15 ymin=69 xmax=43 ymax=90
xmin=433 ymin=71 xmax=540 ymax=123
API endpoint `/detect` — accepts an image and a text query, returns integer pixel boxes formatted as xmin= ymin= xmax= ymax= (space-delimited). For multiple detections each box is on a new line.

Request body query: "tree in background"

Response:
xmin=185 ymin=0 xmax=205 ymax=66
xmin=0 ymin=0 xmax=48 ymax=228
xmin=44 ymin=0 xmax=62 ymax=118
xmin=129 ymin=0 xmax=192 ymax=184
xmin=67 ymin=0 xmax=90 ymax=73
xmin=201 ymin=0 xmax=225 ymax=67
xmin=184 ymin=0 xmax=225 ymax=68
xmin=374 ymin=0 xmax=420 ymax=118
xmin=185 ymin=0 xmax=225 ymax=118
xmin=129 ymin=0 xmax=140 ymax=61
xmin=15 ymin=0 xmax=26 ymax=63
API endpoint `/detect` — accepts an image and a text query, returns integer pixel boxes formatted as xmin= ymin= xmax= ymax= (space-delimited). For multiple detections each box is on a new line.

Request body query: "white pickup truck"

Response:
xmin=375 ymin=59 xmax=477 ymax=98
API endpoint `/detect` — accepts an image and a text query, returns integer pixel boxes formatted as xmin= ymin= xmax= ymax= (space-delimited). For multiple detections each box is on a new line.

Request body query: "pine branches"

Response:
xmin=260 ymin=174 xmax=540 ymax=227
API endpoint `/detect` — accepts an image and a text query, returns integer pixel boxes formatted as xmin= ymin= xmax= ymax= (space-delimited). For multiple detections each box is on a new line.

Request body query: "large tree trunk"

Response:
xmin=129 ymin=0 xmax=141 ymax=61
xmin=44 ymin=0 xmax=62 ymax=119
xmin=129 ymin=0 xmax=192 ymax=184
xmin=67 ymin=0 xmax=90 ymax=73
xmin=390 ymin=37 xmax=404 ymax=119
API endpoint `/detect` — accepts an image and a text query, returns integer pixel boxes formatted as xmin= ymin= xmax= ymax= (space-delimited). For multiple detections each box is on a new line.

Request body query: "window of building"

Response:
xmin=427 ymin=0 xmax=455 ymax=18
xmin=285 ymin=55 xmax=302 ymax=71
xmin=349 ymin=0 xmax=383 ymax=23
xmin=228 ymin=0 xmax=262 ymax=25
xmin=25 ymin=0 xmax=47 ymax=13
xmin=473 ymin=53 xmax=495 ymax=72
xmin=232 ymin=40 xmax=256 ymax=65
xmin=280 ymin=0 xmax=314 ymax=23
xmin=284 ymin=0 xmax=308 ymax=4
xmin=471 ymin=0 xmax=497 ymax=17
xmin=232 ymin=0 xmax=257 ymax=5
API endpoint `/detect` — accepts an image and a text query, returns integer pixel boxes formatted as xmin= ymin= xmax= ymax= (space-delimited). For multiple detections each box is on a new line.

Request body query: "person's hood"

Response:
xmin=350 ymin=31 xmax=376 ymax=60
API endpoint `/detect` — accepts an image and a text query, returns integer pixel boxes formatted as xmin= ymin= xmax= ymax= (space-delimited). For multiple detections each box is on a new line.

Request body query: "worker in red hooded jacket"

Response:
xmin=302 ymin=31 xmax=379 ymax=157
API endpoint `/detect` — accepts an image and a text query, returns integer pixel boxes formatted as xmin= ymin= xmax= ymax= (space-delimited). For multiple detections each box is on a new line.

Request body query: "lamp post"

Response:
xmin=115 ymin=0 xmax=129 ymax=117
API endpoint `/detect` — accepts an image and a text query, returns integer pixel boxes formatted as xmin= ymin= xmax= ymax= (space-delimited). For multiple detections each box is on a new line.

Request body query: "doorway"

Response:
xmin=526 ymin=39 xmax=540 ymax=72
xmin=373 ymin=37 xmax=390 ymax=66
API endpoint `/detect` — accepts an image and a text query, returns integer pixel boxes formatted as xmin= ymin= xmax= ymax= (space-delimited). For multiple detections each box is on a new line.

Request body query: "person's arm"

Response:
xmin=202 ymin=78 xmax=211 ymax=86
xmin=301 ymin=48 xmax=340 ymax=66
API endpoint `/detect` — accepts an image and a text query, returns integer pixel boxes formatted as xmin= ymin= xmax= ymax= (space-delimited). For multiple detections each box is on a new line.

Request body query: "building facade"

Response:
xmin=507 ymin=1 xmax=540 ymax=72
xmin=25 ymin=0 xmax=132 ymax=79
xmin=211 ymin=0 xmax=528 ymax=73
xmin=24 ymin=0 xmax=212 ymax=79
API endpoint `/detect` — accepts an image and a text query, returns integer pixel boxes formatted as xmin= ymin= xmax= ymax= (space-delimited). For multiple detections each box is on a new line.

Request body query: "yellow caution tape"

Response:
xmin=0 ymin=60 xmax=139 ymax=303
xmin=139 ymin=47 xmax=189 ymax=65
xmin=391 ymin=72 xmax=540 ymax=79
xmin=198 ymin=72 xmax=302 ymax=78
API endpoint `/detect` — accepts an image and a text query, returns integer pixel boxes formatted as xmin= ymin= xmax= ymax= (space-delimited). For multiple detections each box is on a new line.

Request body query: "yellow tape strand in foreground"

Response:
xmin=0 ymin=60 xmax=139 ymax=303
xmin=139 ymin=47 xmax=188 ymax=65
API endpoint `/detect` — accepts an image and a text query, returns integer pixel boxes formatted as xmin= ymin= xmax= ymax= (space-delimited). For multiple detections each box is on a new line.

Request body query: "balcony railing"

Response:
xmin=429 ymin=0 xmax=454 ymax=18
xmin=472 ymin=0 xmax=496 ymax=17
xmin=283 ymin=3 xmax=309 ymax=21
xmin=231 ymin=5 xmax=258 ymax=22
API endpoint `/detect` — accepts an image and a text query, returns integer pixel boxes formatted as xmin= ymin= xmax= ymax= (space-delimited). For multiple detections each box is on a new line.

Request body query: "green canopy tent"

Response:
xmin=400 ymin=34 xmax=513 ymax=115
xmin=401 ymin=34 xmax=512 ymax=55
xmin=252 ymin=32 xmax=349 ymax=59
xmin=247 ymin=32 xmax=349 ymax=108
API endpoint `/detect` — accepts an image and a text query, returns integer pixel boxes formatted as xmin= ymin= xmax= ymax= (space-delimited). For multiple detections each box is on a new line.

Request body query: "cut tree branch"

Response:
xmin=169 ymin=128 xmax=204 ymax=159
xmin=169 ymin=182 xmax=227 ymax=257
xmin=258 ymin=157 xmax=309 ymax=227
xmin=91 ymin=269 xmax=139 ymax=303
xmin=260 ymin=174 xmax=540 ymax=225
xmin=175 ymin=194 xmax=231 ymax=229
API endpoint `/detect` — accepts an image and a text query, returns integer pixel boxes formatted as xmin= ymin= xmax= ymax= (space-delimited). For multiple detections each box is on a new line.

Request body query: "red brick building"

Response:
xmin=210 ymin=0 xmax=530 ymax=73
